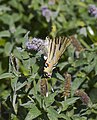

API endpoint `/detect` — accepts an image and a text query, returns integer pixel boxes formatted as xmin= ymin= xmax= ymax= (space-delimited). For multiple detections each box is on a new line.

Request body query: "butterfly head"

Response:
xmin=43 ymin=72 xmax=52 ymax=78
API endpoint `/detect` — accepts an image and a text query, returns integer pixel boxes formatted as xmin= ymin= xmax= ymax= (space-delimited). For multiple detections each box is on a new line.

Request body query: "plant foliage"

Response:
xmin=0 ymin=0 xmax=97 ymax=120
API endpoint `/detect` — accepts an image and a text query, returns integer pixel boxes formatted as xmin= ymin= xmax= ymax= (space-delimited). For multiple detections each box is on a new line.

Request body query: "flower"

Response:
xmin=41 ymin=6 xmax=52 ymax=22
xmin=88 ymin=4 xmax=97 ymax=18
xmin=48 ymin=0 xmax=55 ymax=5
xmin=63 ymin=73 xmax=71 ymax=99
xmin=26 ymin=38 xmax=44 ymax=51
xmin=26 ymin=41 xmax=38 ymax=51
xmin=25 ymin=37 xmax=49 ymax=58
xmin=75 ymin=90 xmax=90 ymax=105
xmin=40 ymin=78 xmax=48 ymax=97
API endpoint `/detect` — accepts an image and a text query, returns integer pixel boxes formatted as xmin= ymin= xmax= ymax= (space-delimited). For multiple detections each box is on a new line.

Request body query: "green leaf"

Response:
xmin=76 ymin=20 xmax=85 ymax=27
xmin=4 ymin=42 xmax=14 ymax=56
xmin=87 ymin=52 xmax=96 ymax=63
xmin=31 ymin=80 xmax=42 ymax=106
xmin=14 ymin=26 xmax=26 ymax=37
xmin=72 ymin=115 xmax=87 ymax=120
xmin=16 ymin=81 xmax=27 ymax=91
xmin=12 ymin=13 xmax=22 ymax=23
xmin=20 ymin=102 xmax=34 ymax=108
xmin=56 ymin=72 xmax=64 ymax=81
xmin=0 ymin=14 xmax=14 ymax=25
xmin=11 ymin=114 xmax=19 ymax=120
xmin=11 ymin=77 xmax=18 ymax=91
xmin=61 ymin=97 xmax=79 ymax=111
xmin=0 ymin=30 xmax=10 ymax=37
xmin=59 ymin=114 xmax=71 ymax=120
xmin=67 ymin=45 xmax=75 ymax=63
xmin=71 ymin=77 xmax=86 ymax=96
xmin=57 ymin=62 xmax=69 ymax=71
xmin=9 ymin=0 xmax=24 ymax=12
xmin=76 ymin=1 xmax=87 ymax=7
xmin=13 ymin=48 xmax=22 ymax=60
xmin=89 ymin=88 xmax=97 ymax=103
xmin=47 ymin=106 xmax=59 ymax=120
xmin=0 ymin=5 xmax=11 ymax=12
xmin=0 ymin=73 xmax=13 ymax=79
xmin=0 ymin=39 xmax=6 ymax=46
xmin=82 ymin=61 xmax=95 ymax=73
xmin=25 ymin=104 xmax=41 ymax=120
xmin=72 ymin=59 xmax=87 ymax=68
xmin=94 ymin=56 xmax=97 ymax=75
xmin=44 ymin=92 xmax=56 ymax=107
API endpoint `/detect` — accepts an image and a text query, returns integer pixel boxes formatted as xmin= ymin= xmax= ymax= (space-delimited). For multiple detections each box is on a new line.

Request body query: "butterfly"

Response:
xmin=43 ymin=36 xmax=71 ymax=78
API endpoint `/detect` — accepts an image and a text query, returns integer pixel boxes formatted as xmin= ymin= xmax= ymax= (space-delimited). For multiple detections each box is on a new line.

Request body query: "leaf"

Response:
xmin=14 ymin=26 xmax=26 ymax=37
xmin=9 ymin=0 xmax=24 ymax=12
xmin=94 ymin=56 xmax=97 ymax=75
xmin=11 ymin=114 xmax=19 ymax=120
xmin=89 ymin=88 xmax=97 ymax=103
xmin=16 ymin=81 xmax=27 ymax=91
xmin=0 ymin=14 xmax=14 ymax=25
xmin=82 ymin=61 xmax=95 ymax=73
xmin=0 ymin=39 xmax=6 ymax=46
xmin=72 ymin=59 xmax=88 ymax=68
xmin=0 ymin=73 xmax=13 ymax=79
xmin=79 ymin=27 xmax=87 ymax=36
xmin=20 ymin=101 xmax=34 ymax=108
xmin=25 ymin=104 xmax=41 ymax=120
xmin=87 ymin=52 xmax=96 ymax=63
xmin=12 ymin=13 xmax=22 ymax=23
xmin=13 ymin=48 xmax=22 ymax=60
xmin=67 ymin=45 xmax=75 ymax=63
xmin=47 ymin=106 xmax=59 ymax=120
xmin=57 ymin=62 xmax=69 ymax=71
xmin=87 ymin=26 xmax=94 ymax=36
xmin=76 ymin=2 xmax=87 ymax=7
xmin=61 ymin=97 xmax=79 ymax=111
xmin=72 ymin=115 xmax=87 ymax=120
xmin=4 ymin=42 xmax=14 ymax=56
xmin=0 ymin=5 xmax=11 ymax=12
xmin=0 ymin=30 xmax=10 ymax=37
xmin=76 ymin=20 xmax=85 ymax=27
xmin=59 ymin=114 xmax=71 ymax=120
xmin=12 ymin=92 xmax=17 ymax=113
xmin=20 ymin=65 xmax=30 ymax=76
xmin=56 ymin=72 xmax=64 ymax=81
xmin=31 ymin=80 xmax=42 ymax=106
xmin=44 ymin=92 xmax=56 ymax=107
xmin=71 ymin=77 xmax=86 ymax=96
xmin=11 ymin=77 xmax=18 ymax=91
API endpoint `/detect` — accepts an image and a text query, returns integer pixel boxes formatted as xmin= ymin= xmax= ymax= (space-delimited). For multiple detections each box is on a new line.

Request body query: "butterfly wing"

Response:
xmin=44 ymin=36 xmax=71 ymax=77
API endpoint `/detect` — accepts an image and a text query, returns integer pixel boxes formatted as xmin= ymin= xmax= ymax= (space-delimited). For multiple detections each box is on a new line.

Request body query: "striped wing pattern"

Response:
xmin=44 ymin=36 xmax=71 ymax=77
